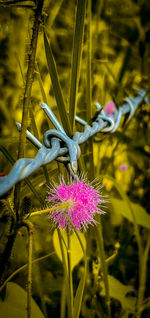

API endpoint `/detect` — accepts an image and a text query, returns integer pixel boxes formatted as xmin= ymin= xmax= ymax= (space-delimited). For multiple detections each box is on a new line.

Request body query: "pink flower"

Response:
xmin=120 ymin=164 xmax=128 ymax=171
xmin=47 ymin=178 xmax=104 ymax=231
xmin=104 ymin=101 xmax=117 ymax=115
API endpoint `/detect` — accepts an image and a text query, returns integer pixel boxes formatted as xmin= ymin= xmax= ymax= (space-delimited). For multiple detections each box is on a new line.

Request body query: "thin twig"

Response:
xmin=14 ymin=0 xmax=44 ymax=217
xmin=96 ymin=218 xmax=111 ymax=318
xmin=22 ymin=220 xmax=34 ymax=318
xmin=137 ymin=235 xmax=150 ymax=318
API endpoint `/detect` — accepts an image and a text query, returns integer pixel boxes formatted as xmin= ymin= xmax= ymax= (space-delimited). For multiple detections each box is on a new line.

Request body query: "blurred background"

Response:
xmin=0 ymin=0 xmax=150 ymax=317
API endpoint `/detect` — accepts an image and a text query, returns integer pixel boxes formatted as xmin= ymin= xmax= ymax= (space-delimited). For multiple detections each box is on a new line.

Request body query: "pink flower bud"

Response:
xmin=104 ymin=101 xmax=117 ymax=115
xmin=120 ymin=164 xmax=128 ymax=171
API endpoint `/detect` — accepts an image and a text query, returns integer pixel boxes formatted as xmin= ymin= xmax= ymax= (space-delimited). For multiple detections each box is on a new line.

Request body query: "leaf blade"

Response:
xmin=44 ymin=32 xmax=71 ymax=136
xmin=111 ymin=197 xmax=150 ymax=229
xmin=73 ymin=271 xmax=86 ymax=318
xmin=69 ymin=0 xmax=87 ymax=132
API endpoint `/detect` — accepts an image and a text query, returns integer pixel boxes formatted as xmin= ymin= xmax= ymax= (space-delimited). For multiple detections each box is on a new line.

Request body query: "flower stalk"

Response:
xmin=67 ymin=228 xmax=73 ymax=318
xmin=57 ymin=228 xmax=68 ymax=318
xmin=28 ymin=202 xmax=71 ymax=218
xmin=65 ymin=215 xmax=87 ymax=318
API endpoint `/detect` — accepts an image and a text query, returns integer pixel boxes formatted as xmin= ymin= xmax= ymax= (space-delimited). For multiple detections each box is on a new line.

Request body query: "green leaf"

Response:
xmin=104 ymin=175 xmax=150 ymax=229
xmin=69 ymin=0 xmax=86 ymax=131
xmin=0 ymin=0 xmax=34 ymax=6
xmin=73 ymin=270 xmax=86 ymax=318
xmin=129 ymin=146 xmax=150 ymax=160
xmin=86 ymin=0 xmax=94 ymax=179
xmin=52 ymin=228 xmax=86 ymax=271
xmin=118 ymin=46 xmax=131 ymax=84
xmin=35 ymin=62 xmax=48 ymax=104
xmin=111 ymin=197 xmax=150 ymax=229
xmin=0 ymin=146 xmax=15 ymax=165
xmin=0 ymin=282 xmax=44 ymax=318
xmin=44 ymin=32 xmax=71 ymax=136
xmin=100 ymin=275 xmax=136 ymax=312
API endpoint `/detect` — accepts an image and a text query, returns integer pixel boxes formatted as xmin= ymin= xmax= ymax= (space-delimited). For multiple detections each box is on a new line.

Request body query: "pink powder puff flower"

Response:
xmin=104 ymin=101 xmax=117 ymax=115
xmin=120 ymin=164 xmax=128 ymax=171
xmin=47 ymin=177 xmax=105 ymax=231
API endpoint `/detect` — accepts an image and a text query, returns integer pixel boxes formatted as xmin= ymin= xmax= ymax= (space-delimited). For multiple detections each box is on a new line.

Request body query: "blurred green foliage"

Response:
xmin=0 ymin=0 xmax=150 ymax=317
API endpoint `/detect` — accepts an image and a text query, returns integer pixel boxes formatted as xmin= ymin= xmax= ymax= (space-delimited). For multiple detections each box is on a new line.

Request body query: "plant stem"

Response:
xmin=18 ymin=0 xmax=44 ymax=159
xmin=0 ymin=198 xmax=16 ymax=279
xmin=0 ymin=221 xmax=18 ymax=281
xmin=14 ymin=0 xmax=44 ymax=216
xmin=67 ymin=228 xmax=73 ymax=318
xmin=138 ymin=297 xmax=150 ymax=315
xmin=57 ymin=229 xmax=68 ymax=318
xmin=96 ymin=217 xmax=111 ymax=318
xmin=65 ymin=216 xmax=87 ymax=318
xmin=23 ymin=220 xmax=34 ymax=318
xmin=137 ymin=235 xmax=150 ymax=318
